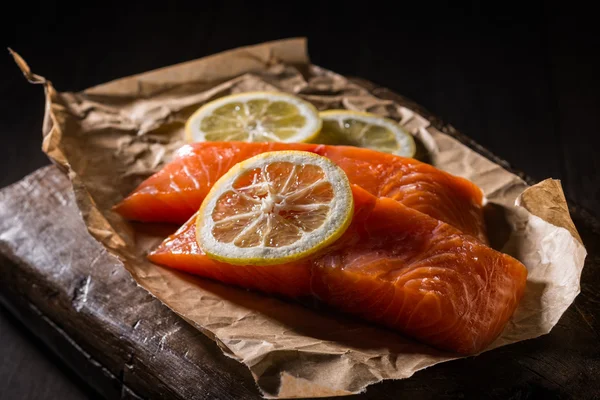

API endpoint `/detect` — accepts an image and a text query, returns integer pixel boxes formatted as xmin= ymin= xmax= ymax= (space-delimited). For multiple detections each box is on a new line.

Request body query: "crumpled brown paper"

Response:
xmin=12 ymin=38 xmax=587 ymax=398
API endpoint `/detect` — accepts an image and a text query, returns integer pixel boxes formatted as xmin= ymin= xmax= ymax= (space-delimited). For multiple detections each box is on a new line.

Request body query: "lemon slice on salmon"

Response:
xmin=196 ymin=151 xmax=354 ymax=265
xmin=185 ymin=92 xmax=322 ymax=144
xmin=313 ymin=110 xmax=416 ymax=157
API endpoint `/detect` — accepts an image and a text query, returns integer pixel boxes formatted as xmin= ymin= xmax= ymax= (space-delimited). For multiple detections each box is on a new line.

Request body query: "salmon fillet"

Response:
xmin=149 ymin=185 xmax=527 ymax=354
xmin=115 ymin=142 xmax=487 ymax=242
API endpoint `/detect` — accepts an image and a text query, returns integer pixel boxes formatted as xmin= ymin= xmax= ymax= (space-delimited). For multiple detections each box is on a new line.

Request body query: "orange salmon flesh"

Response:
xmin=114 ymin=142 xmax=488 ymax=243
xmin=149 ymin=185 xmax=527 ymax=355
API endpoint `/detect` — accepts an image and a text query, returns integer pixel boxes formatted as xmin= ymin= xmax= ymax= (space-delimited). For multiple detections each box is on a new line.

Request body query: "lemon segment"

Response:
xmin=186 ymin=92 xmax=322 ymax=144
xmin=313 ymin=110 xmax=416 ymax=157
xmin=196 ymin=151 xmax=354 ymax=266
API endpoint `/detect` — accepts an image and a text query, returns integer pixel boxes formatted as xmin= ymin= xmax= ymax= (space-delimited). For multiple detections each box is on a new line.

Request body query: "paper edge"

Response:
xmin=518 ymin=178 xmax=584 ymax=245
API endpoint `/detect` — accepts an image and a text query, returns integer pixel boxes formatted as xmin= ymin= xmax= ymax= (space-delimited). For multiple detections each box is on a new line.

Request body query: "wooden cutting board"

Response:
xmin=1 ymin=165 xmax=599 ymax=398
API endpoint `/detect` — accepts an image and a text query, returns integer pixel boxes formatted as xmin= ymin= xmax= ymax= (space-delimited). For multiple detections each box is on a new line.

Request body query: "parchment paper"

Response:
xmin=12 ymin=38 xmax=587 ymax=398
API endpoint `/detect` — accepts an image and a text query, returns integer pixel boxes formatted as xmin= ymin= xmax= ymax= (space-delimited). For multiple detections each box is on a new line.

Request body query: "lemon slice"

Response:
xmin=314 ymin=110 xmax=416 ymax=157
xmin=196 ymin=151 xmax=354 ymax=265
xmin=185 ymin=92 xmax=322 ymax=144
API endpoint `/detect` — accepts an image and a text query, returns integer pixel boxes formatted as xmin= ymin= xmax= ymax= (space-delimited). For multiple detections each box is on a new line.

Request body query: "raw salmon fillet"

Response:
xmin=115 ymin=142 xmax=487 ymax=242
xmin=149 ymin=185 xmax=527 ymax=354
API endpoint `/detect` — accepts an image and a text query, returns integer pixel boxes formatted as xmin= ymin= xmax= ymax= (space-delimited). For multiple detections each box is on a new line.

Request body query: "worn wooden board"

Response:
xmin=0 ymin=167 xmax=262 ymax=400
xmin=1 ymin=85 xmax=600 ymax=399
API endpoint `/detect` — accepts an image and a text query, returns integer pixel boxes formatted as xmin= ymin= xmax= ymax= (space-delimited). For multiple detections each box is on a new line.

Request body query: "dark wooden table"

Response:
xmin=2 ymin=3 xmax=599 ymax=399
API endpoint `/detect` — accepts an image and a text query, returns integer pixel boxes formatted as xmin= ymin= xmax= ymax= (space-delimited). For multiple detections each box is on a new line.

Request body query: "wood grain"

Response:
xmin=0 ymin=167 xmax=261 ymax=400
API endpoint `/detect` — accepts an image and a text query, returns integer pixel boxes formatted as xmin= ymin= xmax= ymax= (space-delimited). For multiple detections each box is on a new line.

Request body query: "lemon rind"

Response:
xmin=196 ymin=151 xmax=353 ymax=266
xmin=185 ymin=91 xmax=322 ymax=145
xmin=319 ymin=109 xmax=416 ymax=157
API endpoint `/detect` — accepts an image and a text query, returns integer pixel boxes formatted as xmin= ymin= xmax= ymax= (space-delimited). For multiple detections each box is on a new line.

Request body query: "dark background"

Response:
xmin=2 ymin=2 xmax=599 ymax=399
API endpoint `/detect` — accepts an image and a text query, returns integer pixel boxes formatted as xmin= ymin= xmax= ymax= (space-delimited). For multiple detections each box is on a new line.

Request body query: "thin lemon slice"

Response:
xmin=196 ymin=151 xmax=354 ymax=265
xmin=185 ymin=92 xmax=322 ymax=144
xmin=313 ymin=110 xmax=416 ymax=157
